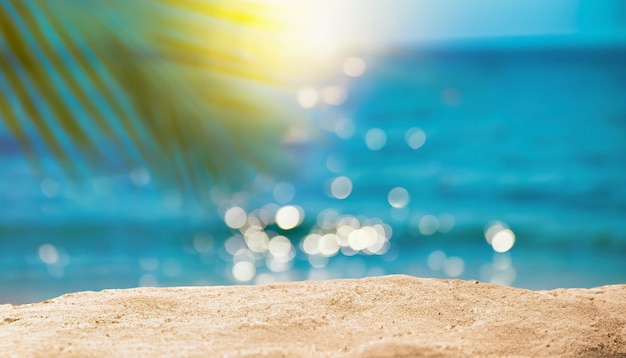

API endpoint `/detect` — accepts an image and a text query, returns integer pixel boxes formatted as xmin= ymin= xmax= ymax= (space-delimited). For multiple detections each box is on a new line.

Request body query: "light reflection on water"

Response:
xmin=2 ymin=48 xmax=626 ymax=304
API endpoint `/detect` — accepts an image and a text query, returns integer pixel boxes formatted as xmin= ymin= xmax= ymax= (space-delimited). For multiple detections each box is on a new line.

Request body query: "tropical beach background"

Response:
xmin=1 ymin=0 xmax=626 ymax=304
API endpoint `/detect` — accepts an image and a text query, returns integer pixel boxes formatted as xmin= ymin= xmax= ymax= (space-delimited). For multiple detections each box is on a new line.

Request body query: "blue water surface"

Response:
xmin=1 ymin=43 xmax=625 ymax=304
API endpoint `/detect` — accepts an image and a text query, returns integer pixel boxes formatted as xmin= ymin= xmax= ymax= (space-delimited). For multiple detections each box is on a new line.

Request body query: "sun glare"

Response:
xmin=264 ymin=0 xmax=353 ymax=78
xmin=287 ymin=1 xmax=346 ymax=55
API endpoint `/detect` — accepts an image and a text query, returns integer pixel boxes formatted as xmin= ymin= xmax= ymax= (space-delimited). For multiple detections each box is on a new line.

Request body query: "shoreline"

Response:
xmin=1 ymin=275 xmax=624 ymax=357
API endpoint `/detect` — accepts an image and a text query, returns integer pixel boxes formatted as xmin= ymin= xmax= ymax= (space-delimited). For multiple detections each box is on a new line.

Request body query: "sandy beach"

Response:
xmin=1 ymin=275 xmax=624 ymax=357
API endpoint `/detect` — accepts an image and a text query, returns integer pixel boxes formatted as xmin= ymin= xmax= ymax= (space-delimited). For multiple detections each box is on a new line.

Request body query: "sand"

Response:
xmin=0 ymin=275 xmax=624 ymax=357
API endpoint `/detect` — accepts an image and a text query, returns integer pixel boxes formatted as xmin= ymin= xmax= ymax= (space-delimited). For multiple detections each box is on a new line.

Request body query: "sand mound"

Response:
xmin=1 ymin=275 xmax=624 ymax=357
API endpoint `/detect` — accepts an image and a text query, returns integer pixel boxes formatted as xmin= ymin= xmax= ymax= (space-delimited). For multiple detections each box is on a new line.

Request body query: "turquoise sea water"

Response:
xmin=1 ymin=44 xmax=625 ymax=304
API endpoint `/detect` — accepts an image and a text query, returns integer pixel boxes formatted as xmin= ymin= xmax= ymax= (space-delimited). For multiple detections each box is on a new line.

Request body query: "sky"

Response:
xmin=297 ymin=0 xmax=626 ymax=48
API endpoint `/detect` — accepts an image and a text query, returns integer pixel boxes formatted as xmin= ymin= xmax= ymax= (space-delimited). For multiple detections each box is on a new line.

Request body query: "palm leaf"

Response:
xmin=0 ymin=0 xmax=302 ymax=191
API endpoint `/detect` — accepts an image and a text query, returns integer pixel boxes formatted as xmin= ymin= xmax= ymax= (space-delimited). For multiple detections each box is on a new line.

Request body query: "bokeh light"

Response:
xmin=275 ymin=205 xmax=303 ymax=230
xmin=326 ymin=154 xmax=346 ymax=173
xmin=365 ymin=128 xmax=387 ymax=151
xmin=437 ymin=214 xmax=455 ymax=233
xmin=297 ymin=87 xmax=319 ymax=108
xmin=192 ymin=234 xmax=214 ymax=254
xmin=232 ymin=261 xmax=256 ymax=282
xmin=225 ymin=236 xmax=246 ymax=256
xmin=40 ymin=178 xmax=59 ymax=198
xmin=387 ymin=187 xmax=410 ymax=208
xmin=38 ymin=244 xmax=59 ymax=265
xmin=333 ymin=117 xmax=355 ymax=139
xmin=492 ymin=229 xmax=516 ymax=253
xmin=130 ymin=167 xmax=151 ymax=186
xmin=418 ymin=215 xmax=439 ymax=235
xmin=481 ymin=253 xmax=517 ymax=286
xmin=330 ymin=176 xmax=353 ymax=199
xmin=224 ymin=207 xmax=247 ymax=229
xmin=485 ymin=221 xmax=516 ymax=253
xmin=139 ymin=257 xmax=159 ymax=271
xmin=268 ymin=236 xmax=293 ymax=260
xmin=405 ymin=128 xmax=426 ymax=150
xmin=321 ymin=86 xmax=347 ymax=106
xmin=343 ymin=57 xmax=367 ymax=77
xmin=243 ymin=226 xmax=270 ymax=253
xmin=318 ymin=234 xmax=340 ymax=256
xmin=484 ymin=221 xmax=508 ymax=245
xmin=427 ymin=250 xmax=447 ymax=271
xmin=443 ymin=256 xmax=465 ymax=277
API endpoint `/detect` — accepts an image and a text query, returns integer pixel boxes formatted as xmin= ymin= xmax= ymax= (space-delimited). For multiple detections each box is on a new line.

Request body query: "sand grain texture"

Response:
xmin=1 ymin=275 xmax=625 ymax=357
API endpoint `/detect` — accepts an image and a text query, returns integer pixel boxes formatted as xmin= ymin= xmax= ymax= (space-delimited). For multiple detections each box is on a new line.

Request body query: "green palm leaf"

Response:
xmin=0 ymin=0 xmax=301 ymax=191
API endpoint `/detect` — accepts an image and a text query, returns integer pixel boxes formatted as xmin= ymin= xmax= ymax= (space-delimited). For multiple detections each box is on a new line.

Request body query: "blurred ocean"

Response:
xmin=2 ymin=43 xmax=626 ymax=304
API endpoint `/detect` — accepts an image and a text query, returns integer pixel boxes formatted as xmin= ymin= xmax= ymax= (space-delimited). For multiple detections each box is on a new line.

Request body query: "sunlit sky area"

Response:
xmin=294 ymin=0 xmax=626 ymax=48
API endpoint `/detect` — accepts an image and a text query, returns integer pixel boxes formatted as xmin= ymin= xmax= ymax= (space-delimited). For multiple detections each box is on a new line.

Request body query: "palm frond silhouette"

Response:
xmin=0 ymin=0 xmax=300 ymax=190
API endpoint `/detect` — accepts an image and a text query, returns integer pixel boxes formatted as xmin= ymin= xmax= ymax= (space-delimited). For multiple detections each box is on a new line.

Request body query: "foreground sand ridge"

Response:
xmin=1 ymin=275 xmax=624 ymax=357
